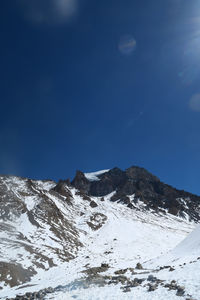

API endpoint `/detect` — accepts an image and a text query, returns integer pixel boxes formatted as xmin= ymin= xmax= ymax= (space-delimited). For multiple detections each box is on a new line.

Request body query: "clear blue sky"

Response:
xmin=1 ymin=0 xmax=200 ymax=194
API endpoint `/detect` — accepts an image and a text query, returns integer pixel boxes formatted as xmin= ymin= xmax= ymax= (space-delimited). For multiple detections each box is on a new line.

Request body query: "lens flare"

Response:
xmin=118 ymin=35 xmax=136 ymax=55
xmin=189 ymin=94 xmax=200 ymax=112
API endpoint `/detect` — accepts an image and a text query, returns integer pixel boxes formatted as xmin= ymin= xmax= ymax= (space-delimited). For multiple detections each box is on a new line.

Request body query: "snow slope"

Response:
xmin=0 ymin=175 xmax=196 ymax=299
xmin=47 ymin=221 xmax=200 ymax=300
xmin=139 ymin=225 xmax=200 ymax=300
xmin=145 ymin=223 xmax=200 ymax=268
xmin=43 ymin=196 xmax=198 ymax=300
xmin=173 ymin=224 xmax=200 ymax=256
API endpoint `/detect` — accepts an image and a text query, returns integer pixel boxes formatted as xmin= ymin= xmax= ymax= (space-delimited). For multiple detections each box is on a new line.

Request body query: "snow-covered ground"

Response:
xmin=44 ymin=220 xmax=200 ymax=300
xmin=0 ymin=176 xmax=197 ymax=300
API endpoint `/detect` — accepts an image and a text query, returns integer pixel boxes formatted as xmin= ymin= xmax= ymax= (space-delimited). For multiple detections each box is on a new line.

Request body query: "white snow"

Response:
xmin=84 ymin=170 xmax=110 ymax=181
xmin=145 ymin=224 xmax=200 ymax=269
xmin=44 ymin=284 xmax=190 ymax=300
xmin=173 ymin=224 xmax=200 ymax=256
xmin=0 ymin=176 xmax=199 ymax=300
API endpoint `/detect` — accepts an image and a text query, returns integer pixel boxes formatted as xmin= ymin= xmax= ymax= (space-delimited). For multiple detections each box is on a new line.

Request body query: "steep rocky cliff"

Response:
xmin=70 ymin=166 xmax=200 ymax=221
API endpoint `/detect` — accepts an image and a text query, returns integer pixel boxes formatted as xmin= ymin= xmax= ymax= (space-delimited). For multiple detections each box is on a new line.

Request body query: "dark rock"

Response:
xmin=82 ymin=264 xmax=110 ymax=276
xmin=82 ymin=194 xmax=91 ymax=201
xmin=129 ymin=281 xmax=139 ymax=287
xmin=36 ymin=291 xmax=43 ymax=298
xmin=110 ymin=275 xmax=128 ymax=285
xmin=70 ymin=166 xmax=200 ymax=222
xmin=71 ymin=171 xmax=91 ymax=194
xmin=101 ymin=263 xmax=109 ymax=268
xmin=127 ymin=203 xmax=134 ymax=209
xmin=165 ymin=280 xmax=177 ymax=290
xmin=90 ymin=201 xmax=98 ymax=208
xmin=87 ymin=213 xmax=107 ymax=230
xmin=110 ymin=193 xmax=130 ymax=205
xmin=148 ymin=284 xmax=158 ymax=292
xmin=171 ymin=280 xmax=176 ymax=284
xmin=25 ymin=293 xmax=32 ymax=297
xmin=126 ymin=166 xmax=159 ymax=182
xmin=162 ymin=265 xmax=171 ymax=269
xmin=176 ymin=286 xmax=185 ymax=296
xmin=134 ymin=278 xmax=145 ymax=284
xmin=114 ymin=269 xmax=127 ymax=275
xmin=104 ymin=251 xmax=112 ymax=255
xmin=11 ymin=286 xmax=55 ymax=300
xmin=136 ymin=263 xmax=143 ymax=270
xmin=53 ymin=180 xmax=73 ymax=198
xmin=147 ymin=275 xmax=157 ymax=282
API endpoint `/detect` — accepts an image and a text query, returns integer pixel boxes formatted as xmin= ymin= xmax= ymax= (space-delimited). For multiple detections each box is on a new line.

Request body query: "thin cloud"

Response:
xmin=19 ymin=0 xmax=78 ymax=25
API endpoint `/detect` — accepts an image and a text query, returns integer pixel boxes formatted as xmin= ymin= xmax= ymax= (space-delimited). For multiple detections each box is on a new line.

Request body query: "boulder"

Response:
xmin=90 ymin=201 xmax=98 ymax=208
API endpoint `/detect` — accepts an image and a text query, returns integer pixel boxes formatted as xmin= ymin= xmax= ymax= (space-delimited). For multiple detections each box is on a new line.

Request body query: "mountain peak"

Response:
xmin=70 ymin=166 xmax=160 ymax=198
xmin=126 ymin=165 xmax=160 ymax=182
xmin=69 ymin=165 xmax=200 ymax=221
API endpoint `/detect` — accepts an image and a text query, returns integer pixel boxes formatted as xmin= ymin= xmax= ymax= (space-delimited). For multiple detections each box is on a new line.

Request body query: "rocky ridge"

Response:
xmin=70 ymin=166 xmax=200 ymax=221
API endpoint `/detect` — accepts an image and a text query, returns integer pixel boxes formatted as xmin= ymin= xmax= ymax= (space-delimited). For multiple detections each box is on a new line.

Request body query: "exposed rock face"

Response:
xmin=71 ymin=168 xmax=127 ymax=197
xmin=70 ymin=166 xmax=200 ymax=221
xmin=53 ymin=179 xmax=73 ymax=204
xmin=71 ymin=166 xmax=160 ymax=198
xmin=0 ymin=176 xmax=82 ymax=288
xmin=71 ymin=171 xmax=91 ymax=194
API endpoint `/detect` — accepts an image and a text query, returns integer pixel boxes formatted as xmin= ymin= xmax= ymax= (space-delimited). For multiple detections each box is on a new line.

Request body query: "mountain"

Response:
xmin=71 ymin=166 xmax=200 ymax=221
xmin=0 ymin=166 xmax=199 ymax=299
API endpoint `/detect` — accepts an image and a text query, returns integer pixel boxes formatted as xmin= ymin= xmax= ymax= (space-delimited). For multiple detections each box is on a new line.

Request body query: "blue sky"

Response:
xmin=1 ymin=0 xmax=200 ymax=194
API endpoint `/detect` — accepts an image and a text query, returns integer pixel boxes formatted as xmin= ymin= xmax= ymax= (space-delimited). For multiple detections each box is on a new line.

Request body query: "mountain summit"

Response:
xmin=70 ymin=166 xmax=200 ymax=221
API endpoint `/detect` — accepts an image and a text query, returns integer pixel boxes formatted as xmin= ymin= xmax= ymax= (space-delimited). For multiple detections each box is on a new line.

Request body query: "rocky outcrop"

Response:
xmin=0 ymin=176 xmax=82 ymax=289
xmin=71 ymin=168 xmax=126 ymax=197
xmin=69 ymin=166 xmax=200 ymax=222
xmin=71 ymin=171 xmax=91 ymax=194
xmin=71 ymin=167 xmax=157 ymax=197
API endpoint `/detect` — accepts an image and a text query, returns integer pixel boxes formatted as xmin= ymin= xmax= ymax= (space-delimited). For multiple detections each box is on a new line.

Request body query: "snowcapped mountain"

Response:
xmin=0 ymin=166 xmax=200 ymax=299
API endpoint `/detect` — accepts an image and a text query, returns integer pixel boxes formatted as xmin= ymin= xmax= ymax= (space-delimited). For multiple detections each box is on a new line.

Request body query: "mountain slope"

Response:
xmin=0 ymin=166 xmax=200 ymax=299
xmin=0 ymin=176 xmax=82 ymax=289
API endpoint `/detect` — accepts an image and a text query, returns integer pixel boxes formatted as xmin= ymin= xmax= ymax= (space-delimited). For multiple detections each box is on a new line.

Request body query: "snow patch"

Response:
xmin=84 ymin=170 xmax=110 ymax=181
